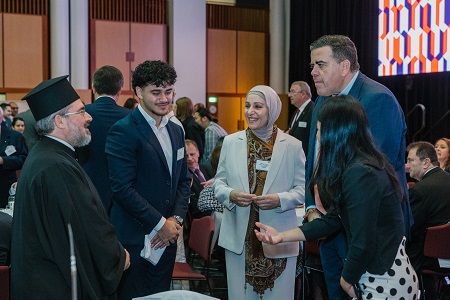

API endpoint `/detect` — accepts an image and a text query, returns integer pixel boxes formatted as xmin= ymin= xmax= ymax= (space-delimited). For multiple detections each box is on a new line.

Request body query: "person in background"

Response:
xmin=256 ymin=95 xmax=418 ymax=300
xmin=78 ymin=65 xmax=131 ymax=213
xmin=304 ymin=34 xmax=413 ymax=299
xmin=405 ymin=141 xmax=450 ymax=299
xmin=213 ymin=85 xmax=305 ymax=299
xmin=0 ymin=103 xmax=12 ymax=127
xmin=286 ymin=81 xmax=314 ymax=157
xmin=194 ymin=107 xmax=227 ymax=165
xmin=11 ymin=117 xmax=25 ymax=134
xmin=15 ymin=108 xmax=39 ymax=151
xmin=9 ymin=102 xmax=19 ymax=119
xmin=434 ymin=137 xmax=450 ymax=172
xmin=193 ymin=102 xmax=204 ymax=112
xmin=176 ymin=96 xmax=205 ymax=160
xmin=106 ymin=60 xmax=191 ymax=299
xmin=11 ymin=75 xmax=129 ymax=299
xmin=185 ymin=139 xmax=214 ymax=219
xmin=0 ymin=108 xmax=27 ymax=208
xmin=124 ymin=97 xmax=139 ymax=110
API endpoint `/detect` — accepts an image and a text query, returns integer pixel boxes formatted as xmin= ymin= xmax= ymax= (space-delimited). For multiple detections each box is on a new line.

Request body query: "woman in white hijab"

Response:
xmin=213 ymin=85 xmax=306 ymax=299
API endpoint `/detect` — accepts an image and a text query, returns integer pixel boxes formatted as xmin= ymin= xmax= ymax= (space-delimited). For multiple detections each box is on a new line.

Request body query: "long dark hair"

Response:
xmin=312 ymin=95 xmax=403 ymax=212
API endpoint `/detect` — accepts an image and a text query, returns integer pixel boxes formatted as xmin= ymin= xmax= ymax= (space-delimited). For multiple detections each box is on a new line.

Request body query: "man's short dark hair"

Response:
xmin=407 ymin=141 xmax=439 ymax=166
xmin=92 ymin=66 xmax=124 ymax=96
xmin=310 ymin=35 xmax=360 ymax=72
xmin=1 ymin=103 xmax=11 ymax=110
xmin=132 ymin=60 xmax=177 ymax=94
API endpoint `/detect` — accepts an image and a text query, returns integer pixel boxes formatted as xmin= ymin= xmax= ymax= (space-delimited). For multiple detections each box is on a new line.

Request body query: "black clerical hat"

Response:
xmin=22 ymin=75 xmax=80 ymax=121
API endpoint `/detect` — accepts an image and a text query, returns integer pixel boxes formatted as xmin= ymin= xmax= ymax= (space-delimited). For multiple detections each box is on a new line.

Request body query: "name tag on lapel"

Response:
xmin=256 ymin=160 xmax=270 ymax=171
xmin=298 ymin=121 xmax=307 ymax=128
xmin=177 ymin=147 xmax=184 ymax=161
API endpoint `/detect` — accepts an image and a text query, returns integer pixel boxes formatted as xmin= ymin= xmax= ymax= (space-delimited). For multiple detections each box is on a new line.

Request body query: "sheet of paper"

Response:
xmin=140 ymin=229 xmax=166 ymax=265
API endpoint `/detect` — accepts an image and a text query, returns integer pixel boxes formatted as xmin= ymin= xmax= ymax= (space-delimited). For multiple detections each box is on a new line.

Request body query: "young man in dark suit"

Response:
xmin=106 ymin=60 xmax=191 ymax=299
xmin=406 ymin=141 xmax=450 ymax=299
xmin=286 ymin=80 xmax=313 ymax=157
xmin=78 ymin=65 xmax=131 ymax=212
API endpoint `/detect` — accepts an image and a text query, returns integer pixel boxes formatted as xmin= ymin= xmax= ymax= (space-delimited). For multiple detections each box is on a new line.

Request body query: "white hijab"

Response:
xmin=246 ymin=85 xmax=282 ymax=142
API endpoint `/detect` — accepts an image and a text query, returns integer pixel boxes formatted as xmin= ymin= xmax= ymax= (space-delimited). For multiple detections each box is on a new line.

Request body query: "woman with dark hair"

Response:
xmin=12 ymin=117 xmax=25 ymax=134
xmin=255 ymin=95 xmax=418 ymax=299
xmin=123 ymin=97 xmax=138 ymax=110
xmin=175 ymin=97 xmax=205 ymax=159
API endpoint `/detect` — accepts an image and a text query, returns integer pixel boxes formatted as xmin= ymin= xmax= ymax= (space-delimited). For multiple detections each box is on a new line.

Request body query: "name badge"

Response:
xmin=256 ymin=160 xmax=270 ymax=171
xmin=5 ymin=145 xmax=17 ymax=156
xmin=298 ymin=121 xmax=307 ymax=128
xmin=177 ymin=147 xmax=184 ymax=160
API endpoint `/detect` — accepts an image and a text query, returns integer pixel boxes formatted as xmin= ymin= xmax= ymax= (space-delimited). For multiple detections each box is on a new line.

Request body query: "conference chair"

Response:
xmin=420 ymin=223 xmax=450 ymax=299
xmin=172 ymin=216 xmax=215 ymax=296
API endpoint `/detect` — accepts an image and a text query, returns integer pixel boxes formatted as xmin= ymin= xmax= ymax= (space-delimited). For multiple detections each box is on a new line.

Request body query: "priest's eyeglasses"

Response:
xmin=63 ymin=109 xmax=86 ymax=117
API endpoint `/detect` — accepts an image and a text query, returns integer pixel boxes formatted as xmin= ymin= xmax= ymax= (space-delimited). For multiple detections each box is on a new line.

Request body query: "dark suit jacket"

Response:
xmin=78 ymin=96 xmax=130 ymax=212
xmin=188 ymin=164 xmax=213 ymax=219
xmin=106 ymin=108 xmax=191 ymax=246
xmin=0 ymin=211 xmax=12 ymax=266
xmin=0 ymin=122 xmax=27 ymax=207
xmin=301 ymin=156 xmax=404 ymax=284
xmin=288 ymin=100 xmax=313 ymax=157
xmin=406 ymin=167 xmax=450 ymax=271
xmin=182 ymin=116 xmax=205 ymax=160
xmin=304 ymin=72 xmax=413 ymax=236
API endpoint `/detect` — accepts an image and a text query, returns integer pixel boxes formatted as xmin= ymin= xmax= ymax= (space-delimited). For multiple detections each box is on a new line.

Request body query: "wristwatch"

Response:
xmin=172 ymin=215 xmax=184 ymax=226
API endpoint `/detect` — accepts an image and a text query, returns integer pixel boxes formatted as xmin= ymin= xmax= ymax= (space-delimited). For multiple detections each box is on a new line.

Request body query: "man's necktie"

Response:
xmin=194 ymin=168 xmax=206 ymax=183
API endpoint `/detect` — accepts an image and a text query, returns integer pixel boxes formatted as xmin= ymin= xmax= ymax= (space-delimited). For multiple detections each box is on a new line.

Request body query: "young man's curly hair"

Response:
xmin=132 ymin=60 xmax=177 ymax=94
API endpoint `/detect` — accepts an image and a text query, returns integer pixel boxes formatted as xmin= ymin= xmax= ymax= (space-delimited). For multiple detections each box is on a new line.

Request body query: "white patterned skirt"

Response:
xmin=356 ymin=237 xmax=418 ymax=300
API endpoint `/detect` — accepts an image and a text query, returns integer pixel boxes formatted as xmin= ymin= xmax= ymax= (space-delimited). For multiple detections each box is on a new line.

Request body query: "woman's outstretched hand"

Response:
xmin=254 ymin=222 xmax=283 ymax=244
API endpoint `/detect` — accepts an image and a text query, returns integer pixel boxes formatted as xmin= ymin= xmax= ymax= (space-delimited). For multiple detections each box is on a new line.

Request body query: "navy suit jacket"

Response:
xmin=289 ymin=100 xmax=313 ymax=157
xmin=0 ymin=122 xmax=27 ymax=207
xmin=305 ymin=72 xmax=413 ymax=236
xmin=78 ymin=96 xmax=130 ymax=211
xmin=406 ymin=167 xmax=450 ymax=271
xmin=106 ymin=108 xmax=191 ymax=246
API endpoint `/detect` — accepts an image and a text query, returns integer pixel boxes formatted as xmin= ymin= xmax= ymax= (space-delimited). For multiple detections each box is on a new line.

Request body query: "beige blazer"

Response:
xmin=213 ymin=128 xmax=305 ymax=258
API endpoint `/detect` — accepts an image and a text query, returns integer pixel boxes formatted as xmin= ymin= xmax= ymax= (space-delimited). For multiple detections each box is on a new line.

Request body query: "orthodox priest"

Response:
xmin=11 ymin=76 xmax=130 ymax=299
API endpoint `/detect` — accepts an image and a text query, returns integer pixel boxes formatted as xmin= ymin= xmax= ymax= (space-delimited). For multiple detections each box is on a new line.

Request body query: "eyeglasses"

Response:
xmin=288 ymin=91 xmax=303 ymax=95
xmin=63 ymin=110 xmax=86 ymax=117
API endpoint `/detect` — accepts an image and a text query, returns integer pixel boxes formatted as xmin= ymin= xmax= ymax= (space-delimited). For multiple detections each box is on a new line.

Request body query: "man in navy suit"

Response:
xmin=0 ymin=107 xmax=27 ymax=208
xmin=286 ymin=81 xmax=314 ymax=157
xmin=304 ymin=35 xmax=413 ymax=299
xmin=78 ymin=65 xmax=131 ymax=212
xmin=106 ymin=60 xmax=191 ymax=299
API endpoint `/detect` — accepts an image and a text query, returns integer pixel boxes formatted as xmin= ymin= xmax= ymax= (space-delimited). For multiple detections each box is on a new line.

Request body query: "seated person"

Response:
xmin=405 ymin=141 xmax=450 ymax=299
xmin=186 ymin=139 xmax=213 ymax=219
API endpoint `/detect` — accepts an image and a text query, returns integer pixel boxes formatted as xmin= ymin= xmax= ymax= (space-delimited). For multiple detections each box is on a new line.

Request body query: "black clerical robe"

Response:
xmin=11 ymin=137 xmax=126 ymax=300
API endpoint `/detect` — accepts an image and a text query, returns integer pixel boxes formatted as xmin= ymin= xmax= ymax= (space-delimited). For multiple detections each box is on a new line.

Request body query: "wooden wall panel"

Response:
xmin=207 ymin=29 xmax=237 ymax=93
xmin=217 ymin=96 xmax=241 ymax=134
xmin=93 ymin=20 xmax=130 ymax=90
xmin=237 ymin=31 xmax=266 ymax=94
xmin=275 ymin=94 xmax=289 ymax=130
xmin=130 ymin=23 xmax=166 ymax=71
xmin=3 ymin=13 xmax=44 ymax=88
